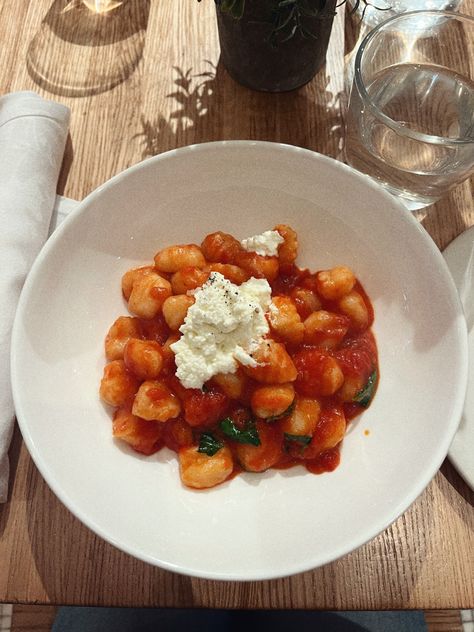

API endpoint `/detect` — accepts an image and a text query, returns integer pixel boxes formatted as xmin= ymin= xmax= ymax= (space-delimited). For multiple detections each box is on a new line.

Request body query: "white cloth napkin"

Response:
xmin=0 ymin=92 xmax=70 ymax=502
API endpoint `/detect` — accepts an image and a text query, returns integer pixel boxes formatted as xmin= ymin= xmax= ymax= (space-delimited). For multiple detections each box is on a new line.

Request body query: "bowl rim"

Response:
xmin=11 ymin=140 xmax=469 ymax=580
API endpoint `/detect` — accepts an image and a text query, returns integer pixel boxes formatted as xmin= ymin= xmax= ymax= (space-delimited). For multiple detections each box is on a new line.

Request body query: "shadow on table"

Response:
xmin=421 ymin=181 xmax=474 ymax=251
xmin=438 ymin=458 xmax=474 ymax=512
xmin=57 ymin=134 xmax=74 ymax=196
xmin=0 ymin=426 xmax=23 ymax=537
xmin=26 ymin=0 xmax=150 ymax=97
xmin=136 ymin=60 xmax=344 ymax=161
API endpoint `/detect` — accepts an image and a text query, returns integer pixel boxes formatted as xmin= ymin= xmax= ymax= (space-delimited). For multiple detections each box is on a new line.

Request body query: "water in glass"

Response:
xmin=345 ymin=63 xmax=474 ymax=210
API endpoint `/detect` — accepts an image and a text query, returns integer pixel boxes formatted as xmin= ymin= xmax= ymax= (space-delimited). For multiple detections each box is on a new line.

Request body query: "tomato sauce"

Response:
xmin=305 ymin=447 xmax=341 ymax=474
xmin=272 ymin=446 xmax=342 ymax=475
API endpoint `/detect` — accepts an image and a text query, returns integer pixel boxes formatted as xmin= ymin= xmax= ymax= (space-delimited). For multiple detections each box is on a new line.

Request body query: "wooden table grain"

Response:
xmin=0 ymin=0 xmax=473 ymax=610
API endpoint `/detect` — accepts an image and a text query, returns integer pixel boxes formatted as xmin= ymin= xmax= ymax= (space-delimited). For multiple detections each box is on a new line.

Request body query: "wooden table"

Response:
xmin=0 ymin=0 xmax=473 ymax=610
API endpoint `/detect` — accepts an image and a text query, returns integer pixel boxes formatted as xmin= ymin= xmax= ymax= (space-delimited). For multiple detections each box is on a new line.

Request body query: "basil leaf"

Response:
xmin=284 ymin=433 xmax=312 ymax=446
xmin=220 ymin=0 xmax=245 ymax=19
xmin=219 ymin=418 xmax=261 ymax=446
xmin=266 ymin=401 xmax=295 ymax=423
xmin=353 ymin=369 xmax=378 ymax=408
xmin=198 ymin=432 xmax=223 ymax=457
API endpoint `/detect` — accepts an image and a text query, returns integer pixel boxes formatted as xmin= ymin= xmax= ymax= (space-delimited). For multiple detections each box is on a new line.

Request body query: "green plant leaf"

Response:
xmin=212 ymin=0 xmax=355 ymax=45
xmin=198 ymin=432 xmax=224 ymax=456
xmin=220 ymin=0 xmax=245 ymax=19
xmin=219 ymin=418 xmax=261 ymax=446
xmin=272 ymin=6 xmax=296 ymax=33
xmin=353 ymin=369 xmax=378 ymax=408
xmin=266 ymin=401 xmax=295 ymax=423
xmin=284 ymin=433 xmax=312 ymax=445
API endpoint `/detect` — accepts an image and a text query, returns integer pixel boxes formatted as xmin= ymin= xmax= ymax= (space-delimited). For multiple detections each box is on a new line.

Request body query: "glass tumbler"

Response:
xmin=347 ymin=0 xmax=461 ymax=28
xmin=345 ymin=11 xmax=474 ymax=211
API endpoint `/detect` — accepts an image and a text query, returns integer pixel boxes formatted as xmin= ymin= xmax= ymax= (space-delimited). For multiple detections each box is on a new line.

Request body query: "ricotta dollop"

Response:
xmin=240 ymin=230 xmax=284 ymax=257
xmin=170 ymin=272 xmax=272 ymax=389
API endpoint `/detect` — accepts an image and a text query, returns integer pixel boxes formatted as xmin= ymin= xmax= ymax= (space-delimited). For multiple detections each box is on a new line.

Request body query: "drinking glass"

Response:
xmin=345 ymin=11 xmax=474 ymax=211
xmin=348 ymin=0 xmax=461 ymax=28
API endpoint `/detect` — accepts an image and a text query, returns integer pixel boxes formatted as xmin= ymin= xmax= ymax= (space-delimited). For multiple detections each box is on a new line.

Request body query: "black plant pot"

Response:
xmin=216 ymin=0 xmax=337 ymax=92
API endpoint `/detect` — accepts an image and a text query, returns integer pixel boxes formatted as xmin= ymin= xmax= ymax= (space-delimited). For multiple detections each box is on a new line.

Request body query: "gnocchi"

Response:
xmin=113 ymin=406 xmax=163 ymax=455
xmin=316 ymin=265 xmax=356 ymax=300
xmin=212 ymin=371 xmax=247 ymax=400
xmin=250 ymin=384 xmax=295 ymax=419
xmin=170 ymin=267 xmax=209 ymax=295
xmin=242 ymin=339 xmax=297 ymax=384
xmin=162 ymin=294 xmax=194 ymax=331
xmin=100 ymin=225 xmax=378 ymax=489
xmin=132 ymin=380 xmax=181 ymax=421
xmin=154 ymin=244 xmax=206 ymax=273
xmin=127 ymin=272 xmax=172 ymax=319
xmin=121 ymin=266 xmax=155 ymax=301
xmin=100 ymin=360 xmax=139 ymax=407
xmin=123 ymin=338 xmax=163 ymax=380
xmin=274 ymin=224 xmax=298 ymax=265
xmin=105 ymin=316 xmax=142 ymax=361
xmin=303 ymin=310 xmax=350 ymax=349
xmin=267 ymin=296 xmax=304 ymax=345
xmin=338 ymin=290 xmax=370 ymax=331
xmin=179 ymin=445 xmax=234 ymax=489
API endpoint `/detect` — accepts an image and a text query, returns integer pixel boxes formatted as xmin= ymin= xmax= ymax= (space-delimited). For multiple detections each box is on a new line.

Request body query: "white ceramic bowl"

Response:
xmin=11 ymin=141 xmax=468 ymax=580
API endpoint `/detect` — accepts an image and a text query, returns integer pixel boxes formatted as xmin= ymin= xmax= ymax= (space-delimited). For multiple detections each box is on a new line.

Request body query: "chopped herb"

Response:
xmin=266 ymin=401 xmax=295 ymax=423
xmin=198 ymin=432 xmax=224 ymax=456
xmin=284 ymin=433 xmax=312 ymax=446
xmin=353 ymin=369 xmax=378 ymax=408
xmin=219 ymin=418 xmax=261 ymax=446
xmin=201 ymin=384 xmax=209 ymax=393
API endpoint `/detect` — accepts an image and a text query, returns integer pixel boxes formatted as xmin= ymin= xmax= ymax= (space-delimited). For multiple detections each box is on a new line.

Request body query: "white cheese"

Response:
xmin=241 ymin=230 xmax=284 ymax=257
xmin=170 ymin=272 xmax=271 ymax=389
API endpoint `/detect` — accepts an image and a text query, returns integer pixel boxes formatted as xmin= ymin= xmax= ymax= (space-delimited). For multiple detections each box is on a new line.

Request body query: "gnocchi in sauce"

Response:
xmin=100 ymin=226 xmax=378 ymax=489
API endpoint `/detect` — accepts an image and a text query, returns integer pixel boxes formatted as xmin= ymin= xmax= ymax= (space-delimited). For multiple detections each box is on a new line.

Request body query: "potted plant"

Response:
xmin=202 ymin=0 xmax=339 ymax=92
